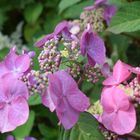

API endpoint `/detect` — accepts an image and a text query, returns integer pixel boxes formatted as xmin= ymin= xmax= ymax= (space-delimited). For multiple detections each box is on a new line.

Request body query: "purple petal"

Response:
xmin=87 ymin=32 xmax=106 ymax=65
xmin=34 ymin=33 xmax=54 ymax=48
xmin=6 ymin=135 xmax=15 ymax=140
xmin=67 ymin=90 xmax=90 ymax=112
xmin=48 ymin=74 xmax=62 ymax=97
xmin=80 ymin=30 xmax=89 ymax=55
xmin=54 ymin=21 xmax=69 ymax=35
xmin=24 ymin=137 xmax=37 ymax=140
xmin=101 ymin=63 xmax=111 ymax=78
xmin=95 ymin=0 xmax=107 ymax=5
xmin=103 ymin=5 xmax=117 ymax=25
xmin=87 ymin=54 xmax=96 ymax=66
xmin=42 ymin=89 xmax=56 ymax=112
xmin=15 ymin=54 xmax=31 ymax=73
xmin=56 ymin=98 xmax=79 ymax=130
xmin=54 ymin=70 xmax=78 ymax=95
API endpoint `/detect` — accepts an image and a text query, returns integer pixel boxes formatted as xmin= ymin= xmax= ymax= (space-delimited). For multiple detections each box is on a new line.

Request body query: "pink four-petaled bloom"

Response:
xmin=103 ymin=60 xmax=131 ymax=86
xmin=0 ymin=76 xmax=29 ymax=133
xmin=42 ymin=70 xmax=90 ymax=129
xmin=101 ymin=86 xmax=136 ymax=135
xmin=0 ymin=47 xmax=31 ymax=78
xmin=80 ymin=29 xmax=106 ymax=66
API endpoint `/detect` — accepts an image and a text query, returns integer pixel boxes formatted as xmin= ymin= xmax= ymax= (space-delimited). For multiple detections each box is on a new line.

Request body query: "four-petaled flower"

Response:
xmin=42 ymin=70 xmax=90 ymax=129
xmin=0 ymin=47 xmax=30 ymax=78
xmin=103 ymin=60 xmax=131 ymax=86
xmin=0 ymin=76 xmax=29 ymax=133
xmin=101 ymin=86 xmax=136 ymax=135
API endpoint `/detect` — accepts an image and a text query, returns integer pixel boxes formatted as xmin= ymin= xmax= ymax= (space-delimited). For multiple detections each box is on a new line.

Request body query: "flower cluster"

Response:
xmin=0 ymin=0 xmax=120 ymax=138
xmin=94 ymin=60 xmax=140 ymax=135
xmin=0 ymin=47 xmax=30 ymax=133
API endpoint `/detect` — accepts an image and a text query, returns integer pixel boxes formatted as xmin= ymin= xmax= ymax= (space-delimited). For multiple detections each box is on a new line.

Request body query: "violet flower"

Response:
xmin=101 ymin=86 xmax=136 ymax=135
xmin=42 ymin=70 xmax=90 ymax=129
xmin=84 ymin=0 xmax=117 ymax=25
xmin=0 ymin=47 xmax=31 ymax=78
xmin=80 ymin=29 xmax=106 ymax=66
xmin=103 ymin=5 xmax=117 ymax=25
xmin=0 ymin=76 xmax=29 ymax=133
xmin=34 ymin=21 xmax=71 ymax=48
xmin=6 ymin=135 xmax=14 ymax=140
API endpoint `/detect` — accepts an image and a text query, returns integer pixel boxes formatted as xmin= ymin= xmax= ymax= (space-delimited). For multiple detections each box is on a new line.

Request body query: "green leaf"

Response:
xmin=24 ymin=24 xmax=41 ymax=42
xmin=107 ymin=2 xmax=140 ymax=34
xmin=38 ymin=123 xmax=58 ymax=139
xmin=59 ymin=0 xmax=81 ymax=14
xmin=62 ymin=0 xmax=93 ymax=19
xmin=13 ymin=111 xmax=35 ymax=138
xmin=69 ymin=112 xmax=104 ymax=140
xmin=28 ymin=94 xmax=41 ymax=105
xmin=109 ymin=34 xmax=132 ymax=62
xmin=24 ymin=3 xmax=43 ymax=24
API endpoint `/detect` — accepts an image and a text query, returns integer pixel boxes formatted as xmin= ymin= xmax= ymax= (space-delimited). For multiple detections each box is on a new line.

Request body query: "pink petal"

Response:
xmin=56 ymin=98 xmax=79 ymax=130
xmin=112 ymin=87 xmax=130 ymax=111
xmin=101 ymin=111 xmax=116 ymax=131
xmin=8 ymin=97 xmax=29 ymax=130
xmin=42 ymin=89 xmax=56 ymax=112
xmin=0 ymin=105 xmax=15 ymax=133
xmin=129 ymin=67 xmax=140 ymax=75
xmin=112 ymin=107 xmax=136 ymax=135
xmin=102 ymin=75 xmax=118 ymax=86
xmin=67 ymin=90 xmax=90 ymax=112
xmin=101 ymin=87 xmax=130 ymax=112
xmin=0 ymin=62 xmax=9 ymax=78
xmin=4 ymin=48 xmax=18 ymax=70
xmin=2 ymin=77 xmax=29 ymax=100
xmin=113 ymin=60 xmax=131 ymax=84
xmin=15 ymin=54 xmax=30 ymax=73
xmin=101 ymin=87 xmax=116 ymax=113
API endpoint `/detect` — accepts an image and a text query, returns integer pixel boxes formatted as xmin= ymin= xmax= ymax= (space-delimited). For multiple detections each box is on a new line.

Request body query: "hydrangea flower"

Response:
xmin=34 ymin=21 xmax=71 ymax=48
xmin=0 ymin=47 xmax=30 ymax=78
xmin=42 ymin=70 xmax=90 ymax=129
xmin=103 ymin=60 xmax=131 ymax=86
xmin=80 ymin=29 xmax=106 ymax=66
xmin=84 ymin=0 xmax=117 ymax=25
xmin=101 ymin=86 xmax=136 ymax=135
xmin=0 ymin=76 xmax=29 ymax=133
